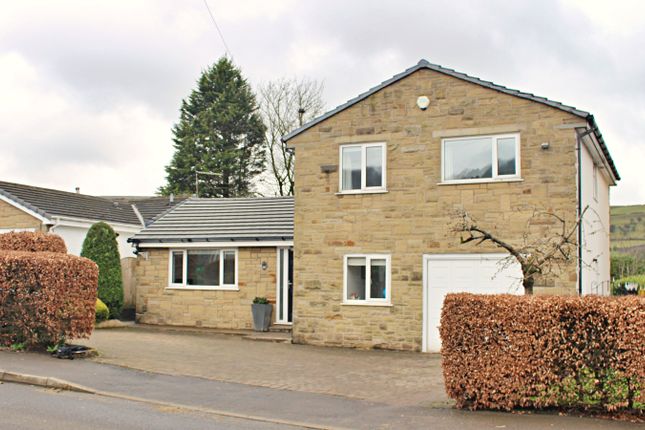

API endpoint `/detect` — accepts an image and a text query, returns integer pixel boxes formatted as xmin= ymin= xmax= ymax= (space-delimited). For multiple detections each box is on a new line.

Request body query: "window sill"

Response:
xmin=166 ymin=286 xmax=239 ymax=292
xmin=341 ymin=302 xmax=393 ymax=307
xmin=438 ymin=178 xmax=524 ymax=186
xmin=335 ymin=189 xmax=388 ymax=196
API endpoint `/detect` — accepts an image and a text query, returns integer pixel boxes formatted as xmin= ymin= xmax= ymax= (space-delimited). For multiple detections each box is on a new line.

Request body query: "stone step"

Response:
xmin=242 ymin=332 xmax=292 ymax=343
xmin=269 ymin=324 xmax=293 ymax=333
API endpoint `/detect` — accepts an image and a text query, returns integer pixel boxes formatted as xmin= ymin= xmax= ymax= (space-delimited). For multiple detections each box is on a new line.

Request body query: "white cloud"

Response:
xmin=0 ymin=0 xmax=643 ymax=205
xmin=0 ymin=52 xmax=171 ymax=195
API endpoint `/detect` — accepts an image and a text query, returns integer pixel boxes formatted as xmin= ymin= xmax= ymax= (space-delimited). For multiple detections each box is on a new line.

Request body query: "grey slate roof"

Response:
xmin=130 ymin=197 xmax=294 ymax=245
xmin=282 ymin=59 xmax=620 ymax=181
xmin=0 ymin=180 xmax=141 ymax=225
xmin=106 ymin=196 xmax=188 ymax=225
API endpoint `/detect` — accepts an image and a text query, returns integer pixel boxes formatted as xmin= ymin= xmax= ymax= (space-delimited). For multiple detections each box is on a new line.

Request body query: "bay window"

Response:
xmin=442 ymin=133 xmax=520 ymax=183
xmin=169 ymin=249 xmax=237 ymax=290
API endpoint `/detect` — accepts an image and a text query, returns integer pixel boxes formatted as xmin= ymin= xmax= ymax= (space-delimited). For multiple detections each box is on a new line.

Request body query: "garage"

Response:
xmin=422 ymin=253 xmax=523 ymax=352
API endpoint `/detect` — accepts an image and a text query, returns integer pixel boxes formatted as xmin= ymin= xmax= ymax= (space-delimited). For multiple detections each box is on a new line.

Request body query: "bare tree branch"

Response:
xmin=452 ymin=207 xmax=593 ymax=294
xmin=257 ymin=78 xmax=325 ymax=196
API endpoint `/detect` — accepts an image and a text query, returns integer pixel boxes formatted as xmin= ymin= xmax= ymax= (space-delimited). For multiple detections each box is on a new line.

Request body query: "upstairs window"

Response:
xmin=339 ymin=142 xmax=386 ymax=192
xmin=442 ymin=134 xmax=520 ymax=183
xmin=169 ymin=249 xmax=237 ymax=290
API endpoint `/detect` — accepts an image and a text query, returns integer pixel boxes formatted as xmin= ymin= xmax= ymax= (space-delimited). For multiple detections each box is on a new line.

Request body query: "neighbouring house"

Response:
xmin=0 ymin=181 xmax=185 ymax=315
xmin=128 ymin=197 xmax=294 ymax=329
xmin=282 ymin=59 xmax=620 ymax=352
xmin=0 ymin=180 xmax=143 ymax=256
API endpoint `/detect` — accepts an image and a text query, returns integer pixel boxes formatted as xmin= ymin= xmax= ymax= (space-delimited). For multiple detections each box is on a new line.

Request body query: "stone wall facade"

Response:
xmin=0 ymin=200 xmax=46 ymax=232
xmin=135 ymin=247 xmax=278 ymax=329
xmin=288 ymin=68 xmax=582 ymax=351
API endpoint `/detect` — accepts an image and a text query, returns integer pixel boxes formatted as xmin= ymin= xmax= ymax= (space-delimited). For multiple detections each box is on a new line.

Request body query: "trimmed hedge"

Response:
xmin=440 ymin=294 xmax=644 ymax=414
xmin=81 ymin=222 xmax=123 ymax=318
xmin=0 ymin=231 xmax=67 ymax=253
xmin=0 ymin=250 xmax=98 ymax=347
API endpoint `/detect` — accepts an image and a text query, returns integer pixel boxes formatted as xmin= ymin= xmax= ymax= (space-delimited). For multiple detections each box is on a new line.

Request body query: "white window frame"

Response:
xmin=342 ymin=254 xmax=392 ymax=306
xmin=338 ymin=142 xmax=387 ymax=194
xmin=167 ymin=248 xmax=239 ymax=291
xmin=441 ymin=133 xmax=521 ymax=184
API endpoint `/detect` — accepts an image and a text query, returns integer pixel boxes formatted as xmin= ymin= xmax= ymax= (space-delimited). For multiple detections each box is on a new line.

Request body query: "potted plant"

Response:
xmin=251 ymin=297 xmax=273 ymax=332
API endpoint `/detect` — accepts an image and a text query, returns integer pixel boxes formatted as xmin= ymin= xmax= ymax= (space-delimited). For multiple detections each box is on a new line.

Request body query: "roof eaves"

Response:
xmin=0 ymin=187 xmax=52 ymax=223
xmin=280 ymin=59 xmax=619 ymax=181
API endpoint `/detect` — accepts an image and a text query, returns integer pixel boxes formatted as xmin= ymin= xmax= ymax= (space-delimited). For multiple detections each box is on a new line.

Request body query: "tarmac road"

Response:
xmin=0 ymin=382 xmax=295 ymax=430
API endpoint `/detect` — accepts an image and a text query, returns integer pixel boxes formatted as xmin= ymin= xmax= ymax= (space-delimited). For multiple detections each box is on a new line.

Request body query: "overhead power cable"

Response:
xmin=202 ymin=0 xmax=233 ymax=58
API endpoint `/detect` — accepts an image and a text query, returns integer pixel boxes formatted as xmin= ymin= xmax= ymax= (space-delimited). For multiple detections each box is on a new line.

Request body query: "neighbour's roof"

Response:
xmin=106 ymin=195 xmax=188 ymax=225
xmin=0 ymin=180 xmax=141 ymax=225
xmin=282 ymin=59 xmax=620 ymax=181
xmin=130 ymin=197 xmax=294 ymax=245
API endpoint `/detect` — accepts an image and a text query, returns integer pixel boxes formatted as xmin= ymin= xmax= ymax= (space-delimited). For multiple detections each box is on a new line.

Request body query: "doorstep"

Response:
xmin=242 ymin=331 xmax=292 ymax=343
xmin=115 ymin=322 xmax=292 ymax=343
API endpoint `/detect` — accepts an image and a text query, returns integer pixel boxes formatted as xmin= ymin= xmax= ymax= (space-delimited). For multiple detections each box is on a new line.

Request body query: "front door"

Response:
xmin=276 ymin=247 xmax=293 ymax=324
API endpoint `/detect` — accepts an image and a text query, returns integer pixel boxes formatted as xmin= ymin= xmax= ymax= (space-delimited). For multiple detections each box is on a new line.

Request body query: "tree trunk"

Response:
xmin=523 ymin=276 xmax=534 ymax=295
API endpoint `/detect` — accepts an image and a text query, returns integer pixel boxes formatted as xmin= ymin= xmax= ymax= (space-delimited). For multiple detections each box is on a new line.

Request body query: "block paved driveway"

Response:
xmin=78 ymin=326 xmax=448 ymax=408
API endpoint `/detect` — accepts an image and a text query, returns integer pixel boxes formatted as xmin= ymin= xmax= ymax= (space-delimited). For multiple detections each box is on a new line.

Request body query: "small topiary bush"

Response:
xmin=95 ymin=298 xmax=110 ymax=322
xmin=81 ymin=222 xmax=123 ymax=318
xmin=440 ymin=293 xmax=644 ymax=415
xmin=0 ymin=231 xmax=67 ymax=253
xmin=0 ymin=250 xmax=98 ymax=347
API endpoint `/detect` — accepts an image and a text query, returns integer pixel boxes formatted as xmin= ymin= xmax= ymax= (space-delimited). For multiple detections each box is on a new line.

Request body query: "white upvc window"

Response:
xmin=441 ymin=133 xmax=520 ymax=183
xmin=343 ymin=254 xmax=391 ymax=305
xmin=339 ymin=142 xmax=387 ymax=193
xmin=168 ymin=248 xmax=238 ymax=290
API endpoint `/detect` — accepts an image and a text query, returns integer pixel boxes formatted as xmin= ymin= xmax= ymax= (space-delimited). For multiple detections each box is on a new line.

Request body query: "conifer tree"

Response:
xmin=81 ymin=222 xmax=123 ymax=318
xmin=160 ymin=57 xmax=266 ymax=197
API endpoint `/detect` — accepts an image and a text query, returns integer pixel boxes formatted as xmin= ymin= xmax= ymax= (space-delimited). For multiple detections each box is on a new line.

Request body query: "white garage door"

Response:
xmin=422 ymin=253 xmax=523 ymax=352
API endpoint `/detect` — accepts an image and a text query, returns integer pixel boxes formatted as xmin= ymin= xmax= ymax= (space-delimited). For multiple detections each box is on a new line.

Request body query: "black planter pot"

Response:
xmin=251 ymin=303 xmax=273 ymax=332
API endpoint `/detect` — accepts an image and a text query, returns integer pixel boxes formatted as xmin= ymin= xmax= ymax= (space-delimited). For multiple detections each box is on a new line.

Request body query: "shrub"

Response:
xmin=440 ymin=294 xmax=644 ymax=414
xmin=253 ymin=297 xmax=269 ymax=304
xmin=0 ymin=231 xmax=67 ymax=253
xmin=612 ymin=275 xmax=645 ymax=296
xmin=81 ymin=222 xmax=123 ymax=318
xmin=0 ymin=250 xmax=98 ymax=348
xmin=95 ymin=298 xmax=110 ymax=322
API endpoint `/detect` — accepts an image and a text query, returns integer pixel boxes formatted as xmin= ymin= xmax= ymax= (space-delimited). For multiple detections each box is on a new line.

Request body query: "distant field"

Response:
xmin=611 ymin=204 xmax=645 ymax=256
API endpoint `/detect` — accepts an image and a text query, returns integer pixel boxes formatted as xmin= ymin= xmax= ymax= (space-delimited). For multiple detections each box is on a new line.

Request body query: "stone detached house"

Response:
xmin=129 ymin=60 xmax=618 ymax=353
xmin=282 ymin=60 xmax=619 ymax=352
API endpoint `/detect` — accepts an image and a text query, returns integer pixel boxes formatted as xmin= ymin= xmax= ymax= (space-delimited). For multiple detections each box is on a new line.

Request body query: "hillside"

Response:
xmin=611 ymin=204 xmax=645 ymax=256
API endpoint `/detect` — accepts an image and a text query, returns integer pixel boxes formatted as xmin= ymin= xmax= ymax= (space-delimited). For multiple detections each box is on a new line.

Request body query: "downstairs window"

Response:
xmin=169 ymin=249 xmax=237 ymax=290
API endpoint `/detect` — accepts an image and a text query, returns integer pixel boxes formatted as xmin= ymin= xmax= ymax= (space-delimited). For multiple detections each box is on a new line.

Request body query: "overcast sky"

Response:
xmin=1 ymin=0 xmax=643 ymax=204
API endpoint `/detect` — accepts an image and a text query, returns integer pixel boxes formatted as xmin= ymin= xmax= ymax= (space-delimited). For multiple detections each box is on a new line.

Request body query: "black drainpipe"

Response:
xmin=577 ymin=132 xmax=583 ymax=296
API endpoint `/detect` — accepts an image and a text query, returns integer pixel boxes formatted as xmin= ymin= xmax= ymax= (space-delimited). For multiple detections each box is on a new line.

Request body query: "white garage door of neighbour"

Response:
xmin=423 ymin=254 xmax=523 ymax=353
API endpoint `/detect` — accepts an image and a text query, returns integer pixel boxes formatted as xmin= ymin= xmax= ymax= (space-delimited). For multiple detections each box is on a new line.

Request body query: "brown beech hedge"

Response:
xmin=0 ymin=231 xmax=67 ymax=254
xmin=0 ymin=250 xmax=98 ymax=347
xmin=440 ymin=293 xmax=644 ymax=414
